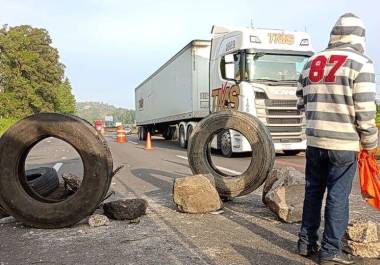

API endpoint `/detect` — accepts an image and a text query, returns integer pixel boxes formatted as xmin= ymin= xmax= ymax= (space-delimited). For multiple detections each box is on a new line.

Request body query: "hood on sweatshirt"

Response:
xmin=327 ymin=13 xmax=366 ymax=54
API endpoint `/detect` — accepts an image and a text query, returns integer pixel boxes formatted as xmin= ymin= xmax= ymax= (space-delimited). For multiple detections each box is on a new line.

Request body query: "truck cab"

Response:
xmin=209 ymin=25 xmax=313 ymax=156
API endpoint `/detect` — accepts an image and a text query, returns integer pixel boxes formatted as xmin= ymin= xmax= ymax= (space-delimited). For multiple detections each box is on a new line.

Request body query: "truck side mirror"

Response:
xmin=220 ymin=55 xmax=237 ymax=82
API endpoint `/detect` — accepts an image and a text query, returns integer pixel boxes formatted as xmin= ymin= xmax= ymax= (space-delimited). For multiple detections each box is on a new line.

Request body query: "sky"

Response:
xmin=0 ymin=0 xmax=379 ymax=109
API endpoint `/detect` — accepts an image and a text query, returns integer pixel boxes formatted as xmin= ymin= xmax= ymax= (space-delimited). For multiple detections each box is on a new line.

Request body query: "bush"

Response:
xmin=0 ymin=117 xmax=19 ymax=136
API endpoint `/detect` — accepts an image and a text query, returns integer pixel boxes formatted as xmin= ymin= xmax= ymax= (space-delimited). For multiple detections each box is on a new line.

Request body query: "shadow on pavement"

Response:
xmin=230 ymin=243 xmax=306 ymax=265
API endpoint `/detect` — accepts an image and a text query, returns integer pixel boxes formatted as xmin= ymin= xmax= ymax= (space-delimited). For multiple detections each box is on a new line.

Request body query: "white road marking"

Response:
xmin=129 ymin=141 xmax=139 ymax=145
xmin=176 ymin=155 xmax=243 ymax=175
xmin=53 ymin=162 xmax=63 ymax=172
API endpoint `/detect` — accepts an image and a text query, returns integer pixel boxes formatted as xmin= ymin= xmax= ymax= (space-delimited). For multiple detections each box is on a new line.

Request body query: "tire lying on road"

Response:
xmin=187 ymin=111 xmax=275 ymax=198
xmin=26 ymin=167 xmax=60 ymax=197
xmin=0 ymin=167 xmax=60 ymax=217
xmin=0 ymin=113 xmax=113 ymax=228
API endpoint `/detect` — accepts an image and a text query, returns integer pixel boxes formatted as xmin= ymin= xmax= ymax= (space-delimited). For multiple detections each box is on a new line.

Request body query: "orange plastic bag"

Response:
xmin=358 ymin=150 xmax=380 ymax=211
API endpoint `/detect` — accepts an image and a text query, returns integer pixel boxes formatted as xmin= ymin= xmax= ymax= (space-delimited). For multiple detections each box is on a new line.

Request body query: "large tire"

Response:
xmin=179 ymin=125 xmax=187 ymax=148
xmin=188 ymin=111 xmax=275 ymax=197
xmin=187 ymin=125 xmax=193 ymax=143
xmin=26 ymin=167 xmax=59 ymax=197
xmin=68 ymin=114 xmax=114 ymax=201
xmin=163 ymin=127 xmax=174 ymax=140
xmin=0 ymin=113 xmax=113 ymax=228
xmin=139 ymin=127 xmax=147 ymax=141
xmin=218 ymin=130 xmax=233 ymax=158
xmin=0 ymin=167 xmax=61 ymax=217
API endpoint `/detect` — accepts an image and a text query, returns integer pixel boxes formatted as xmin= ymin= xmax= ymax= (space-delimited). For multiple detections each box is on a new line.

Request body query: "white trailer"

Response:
xmin=135 ymin=26 xmax=314 ymax=156
xmin=135 ymin=40 xmax=211 ymax=146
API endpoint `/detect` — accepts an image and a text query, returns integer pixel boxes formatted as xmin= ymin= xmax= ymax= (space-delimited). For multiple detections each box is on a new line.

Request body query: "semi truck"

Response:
xmin=135 ymin=25 xmax=314 ymax=156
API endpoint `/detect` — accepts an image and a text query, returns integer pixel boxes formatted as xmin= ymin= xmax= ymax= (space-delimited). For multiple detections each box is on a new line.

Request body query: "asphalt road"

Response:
xmin=0 ymin=134 xmax=379 ymax=265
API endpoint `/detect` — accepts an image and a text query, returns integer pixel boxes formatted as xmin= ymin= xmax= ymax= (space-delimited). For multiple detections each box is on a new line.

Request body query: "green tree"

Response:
xmin=55 ymin=78 xmax=76 ymax=113
xmin=0 ymin=24 xmax=75 ymax=117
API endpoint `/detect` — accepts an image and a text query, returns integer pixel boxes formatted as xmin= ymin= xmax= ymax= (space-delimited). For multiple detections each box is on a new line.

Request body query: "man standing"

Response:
xmin=296 ymin=13 xmax=377 ymax=264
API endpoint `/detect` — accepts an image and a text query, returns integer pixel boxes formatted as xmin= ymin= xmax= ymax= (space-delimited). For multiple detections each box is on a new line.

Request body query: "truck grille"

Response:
xmin=265 ymin=99 xmax=297 ymax=107
xmin=267 ymin=118 xmax=302 ymax=124
xmin=267 ymin=109 xmax=300 ymax=116
xmin=273 ymin=138 xmax=303 ymax=143
xmin=268 ymin=126 xmax=302 ymax=133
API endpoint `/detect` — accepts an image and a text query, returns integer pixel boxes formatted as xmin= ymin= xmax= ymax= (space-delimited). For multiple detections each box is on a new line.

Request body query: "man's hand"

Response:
xmin=366 ymin=147 xmax=378 ymax=155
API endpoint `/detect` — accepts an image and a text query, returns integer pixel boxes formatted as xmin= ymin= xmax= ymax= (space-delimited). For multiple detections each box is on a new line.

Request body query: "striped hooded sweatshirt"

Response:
xmin=296 ymin=13 xmax=377 ymax=151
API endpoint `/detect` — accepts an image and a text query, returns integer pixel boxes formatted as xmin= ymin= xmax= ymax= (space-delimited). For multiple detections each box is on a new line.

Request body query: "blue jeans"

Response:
xmin=298 ymin=146 xmax=357 ymax=259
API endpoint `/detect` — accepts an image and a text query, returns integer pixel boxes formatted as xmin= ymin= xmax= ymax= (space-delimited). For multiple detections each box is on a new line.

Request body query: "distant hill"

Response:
xmin=76 ymin=102 xmax=135 ymax=125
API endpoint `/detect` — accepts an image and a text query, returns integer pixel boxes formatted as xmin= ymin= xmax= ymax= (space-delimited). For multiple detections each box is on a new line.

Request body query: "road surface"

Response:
xmin=0 ymin=135 xmax=378 ymax=265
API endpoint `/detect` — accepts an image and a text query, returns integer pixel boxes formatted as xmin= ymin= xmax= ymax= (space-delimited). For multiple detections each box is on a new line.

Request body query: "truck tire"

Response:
xmin=0 ymin=113 xmax=113 ymax=228
xmin=139 ymin=127 xmax=148 ymax=141
xmin=188 ymin=111 xmax=275 ymax=197
xmin=26 ymin=167 xmax=59 ymax=197
xmin=163 ymin=127 xmax=174 ymax=140
xmin=68 ymin=114 xmax=114 ymax=195
xmin=187 ymin=125 xmax=193 ymax=143
xmin=0 ymin=167 xmax=60 ymax=217
xmin=218 ymin=130 xmax=233 ymax=158
xmin=179 ymin=125 xmax=187 ymax=148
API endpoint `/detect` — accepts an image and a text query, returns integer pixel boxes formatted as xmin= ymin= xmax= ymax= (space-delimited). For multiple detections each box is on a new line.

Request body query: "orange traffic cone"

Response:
xmin=145 ymin=132 xmax=153 ymax=150
xmin=116 ymin=125 xmax=127 ymax=143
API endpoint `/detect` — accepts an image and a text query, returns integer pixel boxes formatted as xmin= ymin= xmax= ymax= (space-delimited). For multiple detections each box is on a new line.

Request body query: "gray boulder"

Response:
xmin=263 ymin=167 xmax=305 ymax=223
xmin=173 ymin=174 xmax=222 ymax=214
xmin=103 ymin=199 xmax=148 ymax=220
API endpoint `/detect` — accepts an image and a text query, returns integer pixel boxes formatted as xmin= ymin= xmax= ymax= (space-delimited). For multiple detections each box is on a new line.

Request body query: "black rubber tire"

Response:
xmin=139 ymin=127 xmax=147 ymax=141
xmin=283 ymin=150 xmax=301 ymax=156
xmin=179 ymin=125 xmax=187 ymax=148
xmin=138 ymin=127 xmax=142 ymax=140
xmin=0 ymin=113 xmax=113 ymax=228
xmin=68 ymin=114 xmax=114 ymax=201
xmin=26 ymin=167 xmax=59 ymax=197
xmin=187 ymin=125 xmax=193 ymax=143
xmin=218 ymin=130 xmax=233 ymax=158
xmin=163 ymin=127 xmax=174 ymax=140
xmin=188 ymin=111 xmax=275 ymax=198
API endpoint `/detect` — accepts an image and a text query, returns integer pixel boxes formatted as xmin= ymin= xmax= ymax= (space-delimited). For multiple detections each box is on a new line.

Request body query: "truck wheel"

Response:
xmin=179 ymin=125 xmax=187 ymax=148
xmin=0 ymin=113 xmax=113 ymax=228
xmin=138 ymin=127 xmax=147 ymax=141
xmin=218 ymin=130 xmax=233 ymax=158
xmin=138 ymin=127 xmax=142 ymax=140
xmin=187 ymin=125 xmax=193 ymax=143
xmin=163 ymin=127 xmax=174 ymax=140
xmin=283 ymin=150 xmax=301 ymax=156
xmin=188 ymin=111 xmax=275 ymax=198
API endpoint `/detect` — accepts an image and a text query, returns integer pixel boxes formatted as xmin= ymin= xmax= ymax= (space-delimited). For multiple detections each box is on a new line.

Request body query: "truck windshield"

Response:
xmin=245 ymin=53 xmax=309 ymax=82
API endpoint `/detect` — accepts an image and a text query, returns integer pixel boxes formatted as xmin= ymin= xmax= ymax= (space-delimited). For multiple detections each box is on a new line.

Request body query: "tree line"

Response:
xmin=76 ymin=102 xmax=135 ymax=125
xmin=0 ymin=24 xmax=76 ymax=118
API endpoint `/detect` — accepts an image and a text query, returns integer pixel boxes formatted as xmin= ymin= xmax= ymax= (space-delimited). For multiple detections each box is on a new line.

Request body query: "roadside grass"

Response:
xmin=0 ymin=117 xmax=19 ymax=136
